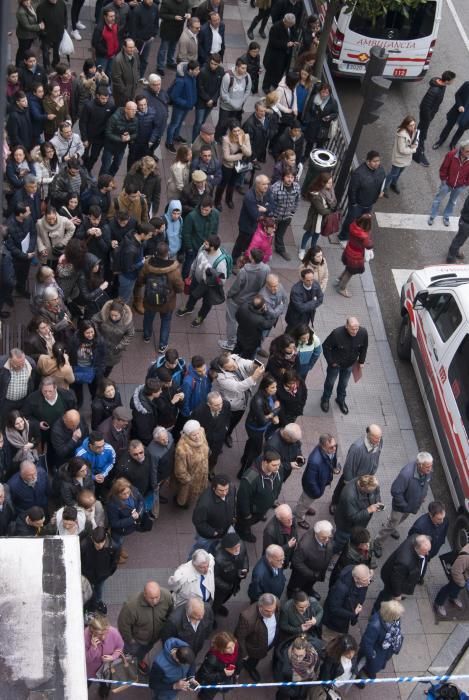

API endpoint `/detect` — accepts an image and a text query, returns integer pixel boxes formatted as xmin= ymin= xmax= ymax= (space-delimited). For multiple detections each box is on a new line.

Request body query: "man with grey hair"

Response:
xmin=161 ymin=594 xmax=214 ymax=656
xmin=8 ymin=459 xmax=50 ymax=514
xmin=248 ymin=543 xmax=286 ymax=602
xmin=294 ymin=433 xmax=338 ymax=528
xmin=260 ymin=274 xmax=288 ymax=337
xmin=266 ymin=423 xmax=303 ymax=482
xmin=263 ymin=503 xmax=298 ymax=568
xmin=235 ymin=592 xmax=279 ymax=682
xmin=322 ymin=563 xmax=372 ymax=642
xmin=428 ymin=140 xmax=469 ymax=226
xmin=142 ymin=73 xmax=169 ymax=150
xmin=0 ymin=348 xmax=36 ymax=421
xmin=190 ymin=390 xmax=231 ymax=474
xmin=147 ymin=426 xmax=175 ymax=516
xmin=262 ymin=13 xmax=297 ymax=93
xmin=168 ymin=548 xmax=215 ymax=607
xmin=288 ymin=519 xmax=334 ymax=598
xmin=375 ymin=534 xmax=431 ymax=610
xmin=374 ymin=452 xmax=433 ymax=556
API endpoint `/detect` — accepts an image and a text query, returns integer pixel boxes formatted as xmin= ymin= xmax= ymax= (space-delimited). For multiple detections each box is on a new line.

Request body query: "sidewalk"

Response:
xmin=5 ymin=2 xmax=464 ymax=698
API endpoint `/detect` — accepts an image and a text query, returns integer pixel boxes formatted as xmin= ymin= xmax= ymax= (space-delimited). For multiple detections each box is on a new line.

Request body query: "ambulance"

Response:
xmin=314 ymin=0 xmax=443 ymax=80
xmin=398 ymin=266 xmax=469 ymax=547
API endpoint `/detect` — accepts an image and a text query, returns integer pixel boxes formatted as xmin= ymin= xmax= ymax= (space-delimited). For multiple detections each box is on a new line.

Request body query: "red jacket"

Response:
xmin=343 ymin=221 xmax=373 ymax=271
xmin=439 ymin=148 xmax=469 ymax=188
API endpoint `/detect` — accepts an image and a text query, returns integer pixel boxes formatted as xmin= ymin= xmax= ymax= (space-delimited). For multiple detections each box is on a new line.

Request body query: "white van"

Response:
xmin=315 ymin=0 xmax=443 ymax=80
xmin=398 ymin=266 xmax=469 ymax=547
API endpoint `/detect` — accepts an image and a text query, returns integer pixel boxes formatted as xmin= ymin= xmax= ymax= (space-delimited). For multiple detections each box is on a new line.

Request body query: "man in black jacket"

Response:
xmin=263 ymin=504 xmax=298 ymax=568
xmin=266 ymin=423 xmax=303 ymax=482
xmin=243 ymin=101 xmax=276 ymax=164
xmin=333 ymin=475 xmax=382 ymax=553
xmin=412 ymin=71 xmax=455 ymax=166
xmin=100 ymin=101 xmax=138 ymax=177
xmin=320 ymin=317 xmax=368 ymax=415
xmin=115 ymin=440 xmax=155 ymax=503
xmin=79 ymin=87 xmax=116 ymax=173
xmin=6 ymin=92 xmax=33 ymax=151
xmin=262 ymin=15 xmax=297 ymax=93
xmin=285 ymin=269 xmax=323 ymax=332
xmin=236 ymin=450 xmax=283 ymax=543
xmin=130 ymin=0 xmax=160 ymax=78
xmin=81 ymin=526 xmax=119 ymax=606
xmin=50 ymin=408 xmax=89 ymax=468
xmin=321 ymin=564 xmax=371 ymax=642
xmin=287 ymin=519 xmax=334 ymax=598
xmin=408 ymin=501 xmax=448 ymax=564
xmin=447 ymin=192 xmax=469 ymax=263
xmin=193 ymin=55 xmax=224 ymax=141
xmin=36 ymin=0 xmax=67 ymax=72
xmin=191 ymin=392 xmax=230 ymax=474
xmin=374 ymin=534 xmax=431 ymax=611
xmin=213 ymin=532 xmax=249 ymax=614
xmin=143 ymin=74 xmax=169 ymax=145
xmin=234 ymin=295 xmax=275 ymax=360
xmin=161 ymin=597 xmax=214 ymax=655
xmin=18 ymin=51 xmax=48 ymax=93
xmin=338 ymin=150 xmax=385 ymax=242
xmin=191 ymin=475 xmax=236 ymax=552
xmin=433 ymin=78 xmax=469 ymax=151
xmin=5 ymin=204 xmax=36 ymax=297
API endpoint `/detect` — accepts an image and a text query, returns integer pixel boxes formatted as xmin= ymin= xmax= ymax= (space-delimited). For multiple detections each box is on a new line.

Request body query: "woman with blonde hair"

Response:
xmin=124 ymin=155 xmax=161 ymax=217
xmin=166 ymin=145 xmax=192 ymax=200
xmin=383 ymin=114 xmax=418 ymax=196
xmin=196 ymin=631 xmax=241 ymax=699
xmin=358 ymin=599 xmax=404 ymax=679
xmin=106 ymin=477 xmax=145 ymax=558
xmin=214 ymin=119 xmax=252 ymax=210
xmin=84 ymin=615 xmax=124 ymax=696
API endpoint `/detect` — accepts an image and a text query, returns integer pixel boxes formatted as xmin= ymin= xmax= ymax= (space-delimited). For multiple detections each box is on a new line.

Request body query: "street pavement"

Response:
xmin=4 ymin=1 xmax=469 ymax=698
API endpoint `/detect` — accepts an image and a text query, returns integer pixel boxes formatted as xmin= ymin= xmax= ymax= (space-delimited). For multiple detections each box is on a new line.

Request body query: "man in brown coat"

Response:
xmin=135 ymin=240 xmax=184 ymax=351
xmin=234 ymin=593 xmax=279 ymax=682
xmin=111 ymin=39 xmax=141 ymax=108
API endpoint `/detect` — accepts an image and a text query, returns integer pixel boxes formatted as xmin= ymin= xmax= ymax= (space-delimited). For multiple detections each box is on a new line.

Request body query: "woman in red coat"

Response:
xmin=336 ymin=213 xmax=373 ymax=298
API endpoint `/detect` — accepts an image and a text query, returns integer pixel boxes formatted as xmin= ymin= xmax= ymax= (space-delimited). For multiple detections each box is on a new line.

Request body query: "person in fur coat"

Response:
xmin=173 ymin=420 xmax=209 ymax=508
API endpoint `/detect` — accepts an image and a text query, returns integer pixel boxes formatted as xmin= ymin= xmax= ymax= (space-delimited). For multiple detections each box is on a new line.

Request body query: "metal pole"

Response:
xmin=0 ymin=0 xmax=11 ymax=214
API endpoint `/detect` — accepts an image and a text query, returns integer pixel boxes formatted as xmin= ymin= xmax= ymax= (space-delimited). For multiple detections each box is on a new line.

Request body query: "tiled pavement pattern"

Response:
xmin=5 ymin=1 xmax=469 ymax=698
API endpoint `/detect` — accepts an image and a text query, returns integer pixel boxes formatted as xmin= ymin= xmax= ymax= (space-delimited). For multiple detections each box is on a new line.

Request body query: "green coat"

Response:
xmin=117 ymin=589 xmax=174 ymax=646
xmin=16 ymin=3 xmax=42 ymax=40
xmin=182 ymin=207 xmax=220 ymax=252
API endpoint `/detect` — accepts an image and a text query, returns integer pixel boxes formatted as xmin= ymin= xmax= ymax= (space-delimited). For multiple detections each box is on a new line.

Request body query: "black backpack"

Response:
xmin=144 ymin=273 xmax=169 ymax=306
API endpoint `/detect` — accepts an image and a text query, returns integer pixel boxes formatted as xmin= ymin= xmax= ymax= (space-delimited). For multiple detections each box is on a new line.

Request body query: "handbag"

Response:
xmin=321 ymin=210 xmax=342 ymax=237
xmin=73 ymin=365 xmax=96 ymax=384
xmin=235 ymin=159 xmax=253 ymax=174
xmin=59 ymin=29 xmax=75 ymax=57
xmin=137 ymin=510 xmax=154 ymax=532
xmin=96 ymin=652 xmax=138 ymax=694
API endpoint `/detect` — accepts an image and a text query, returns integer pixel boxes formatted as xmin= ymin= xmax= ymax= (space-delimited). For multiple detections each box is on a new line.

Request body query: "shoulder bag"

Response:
xmin=321 ymin=210 xmax=342 ymax=237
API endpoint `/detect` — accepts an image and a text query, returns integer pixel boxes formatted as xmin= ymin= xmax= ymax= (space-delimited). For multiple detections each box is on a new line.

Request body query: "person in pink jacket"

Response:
xmin=246 ymin=216 xmax=276 ymax=263
xmin=84 ymin=615 xmax=124 ymax=683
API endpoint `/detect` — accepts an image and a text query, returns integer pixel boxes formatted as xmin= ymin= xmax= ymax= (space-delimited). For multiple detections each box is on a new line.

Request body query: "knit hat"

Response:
xmin=201 ymin=123 xmax=215 ymax=135
xmin=222 ymin=532 xmax=240 ymax=549
xmin=192 ymin=170 xmax=207 ymax=183
xmin=182 ymin=419 xmax=201 ymax=435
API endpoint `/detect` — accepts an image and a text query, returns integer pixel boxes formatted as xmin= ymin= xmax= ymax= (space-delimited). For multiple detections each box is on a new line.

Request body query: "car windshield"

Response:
xmin=349 ymin=1 xmax=436 ymax=40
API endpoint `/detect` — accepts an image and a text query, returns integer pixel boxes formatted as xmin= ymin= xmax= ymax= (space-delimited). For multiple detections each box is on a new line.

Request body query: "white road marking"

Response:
xmin=392 ymin=269 xmax=414 ymax=294
xmin=446 ymin=0 xmax=469 ymax=54
xmin=376 ymin=212 xmax=459 ymax=232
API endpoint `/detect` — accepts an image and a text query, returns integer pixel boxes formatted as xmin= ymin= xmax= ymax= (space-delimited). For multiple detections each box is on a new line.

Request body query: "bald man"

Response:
xmin=330 ymin=424 xmax=383 ymax=515
xmin=263 ymin=504 xmax=298 ymax=567
xmin=322 ymin=564 xmax=372 ymax=643
xmin=321 ymin=317 xmax=368 ymax=415
xmin=161 ymin=596 xmax=214 ymax=656
xmin=118 ymin=581 xmax=173 ymax=672
xmin=248 ymin=544 xmax=286 ymax=602
xmin=50 ymin=408 xmax=89 ymax=466
xmin=100 ymin=100 xmax=138 ymax=176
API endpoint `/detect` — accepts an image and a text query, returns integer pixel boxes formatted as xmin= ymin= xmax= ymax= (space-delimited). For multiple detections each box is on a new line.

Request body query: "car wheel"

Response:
xmin=453 ymin=514 xmax=469 ymax=550
xmin=397 ymin=313 xmax=412 ymax=360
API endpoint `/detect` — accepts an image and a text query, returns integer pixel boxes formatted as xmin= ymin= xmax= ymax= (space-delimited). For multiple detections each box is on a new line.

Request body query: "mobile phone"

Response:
xmin=296 ymin=455 xmax=305 ymax=466
xmin=253 ymin=359 xmax=264 ymax=368
xmin=97 ymin=65 xmax=103 ymax=71
xmin=376 ymin=503 xmax=385 ymax=511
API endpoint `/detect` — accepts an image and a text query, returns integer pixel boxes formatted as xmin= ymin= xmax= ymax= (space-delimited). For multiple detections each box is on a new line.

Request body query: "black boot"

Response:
xmin=226 ymin=186 xmax=235 ymax=209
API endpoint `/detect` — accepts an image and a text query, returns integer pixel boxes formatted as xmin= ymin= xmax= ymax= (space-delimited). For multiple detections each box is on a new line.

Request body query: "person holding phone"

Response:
xmin=266 ymin=422 xmax=303 ymax=483
xmin=196 ymin=631 xmax=241 ymax=698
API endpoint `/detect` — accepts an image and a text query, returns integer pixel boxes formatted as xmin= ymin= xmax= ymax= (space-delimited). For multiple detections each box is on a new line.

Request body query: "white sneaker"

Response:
xmin=71 ymin=29 xmax=82 ymax=40
xmin=450 ymin=598 xmax=463 ymax=609
xmin=298 ymin=249 xmax=306 ymax=261
xmin=435 ymin=604 xmax=447 ymax=617
xmin=76 ymin=21 xmax=86 ymax=29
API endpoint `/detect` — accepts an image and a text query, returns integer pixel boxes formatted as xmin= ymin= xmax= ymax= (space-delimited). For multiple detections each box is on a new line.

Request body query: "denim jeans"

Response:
xmin=138 ymin=40 xmax=153 ymax=78
xmin=95 ymin=56 xmax=114 ymax=79
xmin=322 ymin=364 xmax=353 ymax=402
xmin=182 ymin=248 xmax=197 ymax=279
xmin=435 ymin=579 xmax=464 ymax=606
xmin=157 ymin=39 xmax=177 ymax=70
xmin=300 ymin=229 xmax=320 ymax=250
xmin=384 ymin=164 xmax=405 ymax=189
xmin=167 ymin=107 xmax=190 ymax=144
xmin=192 ymin=106 xmax=211 ymax=142
xmin=99 ymin=147 xmax=125 ymax=176
xmin=118 ymin=274 xmax=137 ymax=303
xmin=143 ymin=309 xmax=173 ymax=345
xmin=298 ymin=344 xmax=322 ymax=380
xmin=430 ymin=181 xmax=465 ymax=219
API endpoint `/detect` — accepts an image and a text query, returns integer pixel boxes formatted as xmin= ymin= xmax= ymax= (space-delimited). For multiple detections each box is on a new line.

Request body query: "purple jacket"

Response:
xmin=84 ymin=625 xmax=124 ymax=677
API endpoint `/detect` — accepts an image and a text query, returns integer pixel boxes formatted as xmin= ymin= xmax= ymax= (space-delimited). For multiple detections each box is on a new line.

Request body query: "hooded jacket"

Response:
xmin=163 ymin=200 xmax=183 ymax=256
xmin=237 ymin=460 xmax=283 ymax=520
xmin=136 ymin=256 xmax=184 ymax=313
xmin=342 ymin=221 xmax=373 ymax=273
xmin=131 ymin=384 xmax=159 ymax=446
xmin=36 ymin=212 xmax=75 ymax=257
xmin=228 ymin=261 xmax=270 ymax=305
xmin=92 ymin=300 xmax=135 ymax=366
xmin=181 ymin=364 xmax=211 ymax=417
xmin=212 ymin=355 xmax=257 ymax=412
xmin=246 ymin=221 xmax=274 ymax=263
xmin=149 ymin=638 xmax=195 ymax=694
xmin=219 ymin=68 xmax=252 ymax=112
xmin=171 ymin=64 xmax=198 ymax=110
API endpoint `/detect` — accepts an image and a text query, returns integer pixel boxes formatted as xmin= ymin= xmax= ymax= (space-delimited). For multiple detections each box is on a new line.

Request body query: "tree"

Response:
xmin=313 ymin=0 xmax=430 ymax=79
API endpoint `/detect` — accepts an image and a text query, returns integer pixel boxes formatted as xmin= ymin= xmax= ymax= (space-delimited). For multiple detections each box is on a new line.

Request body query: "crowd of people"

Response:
xmin=1 ymin=1 xmax=469 ymax=699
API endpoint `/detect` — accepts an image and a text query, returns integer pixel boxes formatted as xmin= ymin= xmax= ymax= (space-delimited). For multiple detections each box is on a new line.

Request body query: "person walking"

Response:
xmin=215 ymin=58 xmax=252 ymax=142
xmin=285 ymin=269 xmax=323 ymax=331
xmin=293 ymin=433 xmax=338 ymax=528
xmin=320 ymin=317 xmax=368 ymax=415
xmin=433 ymin=79 xmax=469 ymax=151
xmin=338 ymin=150 xmax=385 ymax=242
xmin=428 ymin=140 xmax=469 ymax=226
xmin=270 ymin=167 xmax=301 ymax=260
xmin=413 ymin=71 xmax=455 ymax=167
xmin=446 ymin=191 xmax=469 ymax=262
xmin=383 ymin=116 xmax=418 ymax=197
xmin=262 ymin=14 xmax=297 ymax=94
xmin=374 ymin=452 xmax=433 ymax=557
xmin=321 ymin=564 xmax=372 ymax=644
xmin=358 ymin=600 xmax=405 ymax=679
xmin=374 ymin=535 xmax=431 ymax=611
xmin=408 ymin=501 xmax=449 ymax=566
xmin=335 ymin=213 xmax=373 ymax=299
xmin=434 ymin=544 xmax=469 ymax=616
xmin=165 ymin=61 xmax=200 ymax=153
xmin=234 ymin=594 xmax=280 ymax=683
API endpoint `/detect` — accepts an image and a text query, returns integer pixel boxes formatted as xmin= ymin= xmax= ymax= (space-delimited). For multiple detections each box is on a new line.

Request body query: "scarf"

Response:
xmin=5 ymin=420 xmax=39 ymax=463
xmin=322 ymin=185 xmax=337 ymax=209
xmin=211 ymin=642 xmax=239 ymax=666
xmin=382 ymin=619 xmax=403 ymax=654
xmin=288 ymin=645 xmax=318 ymax=681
